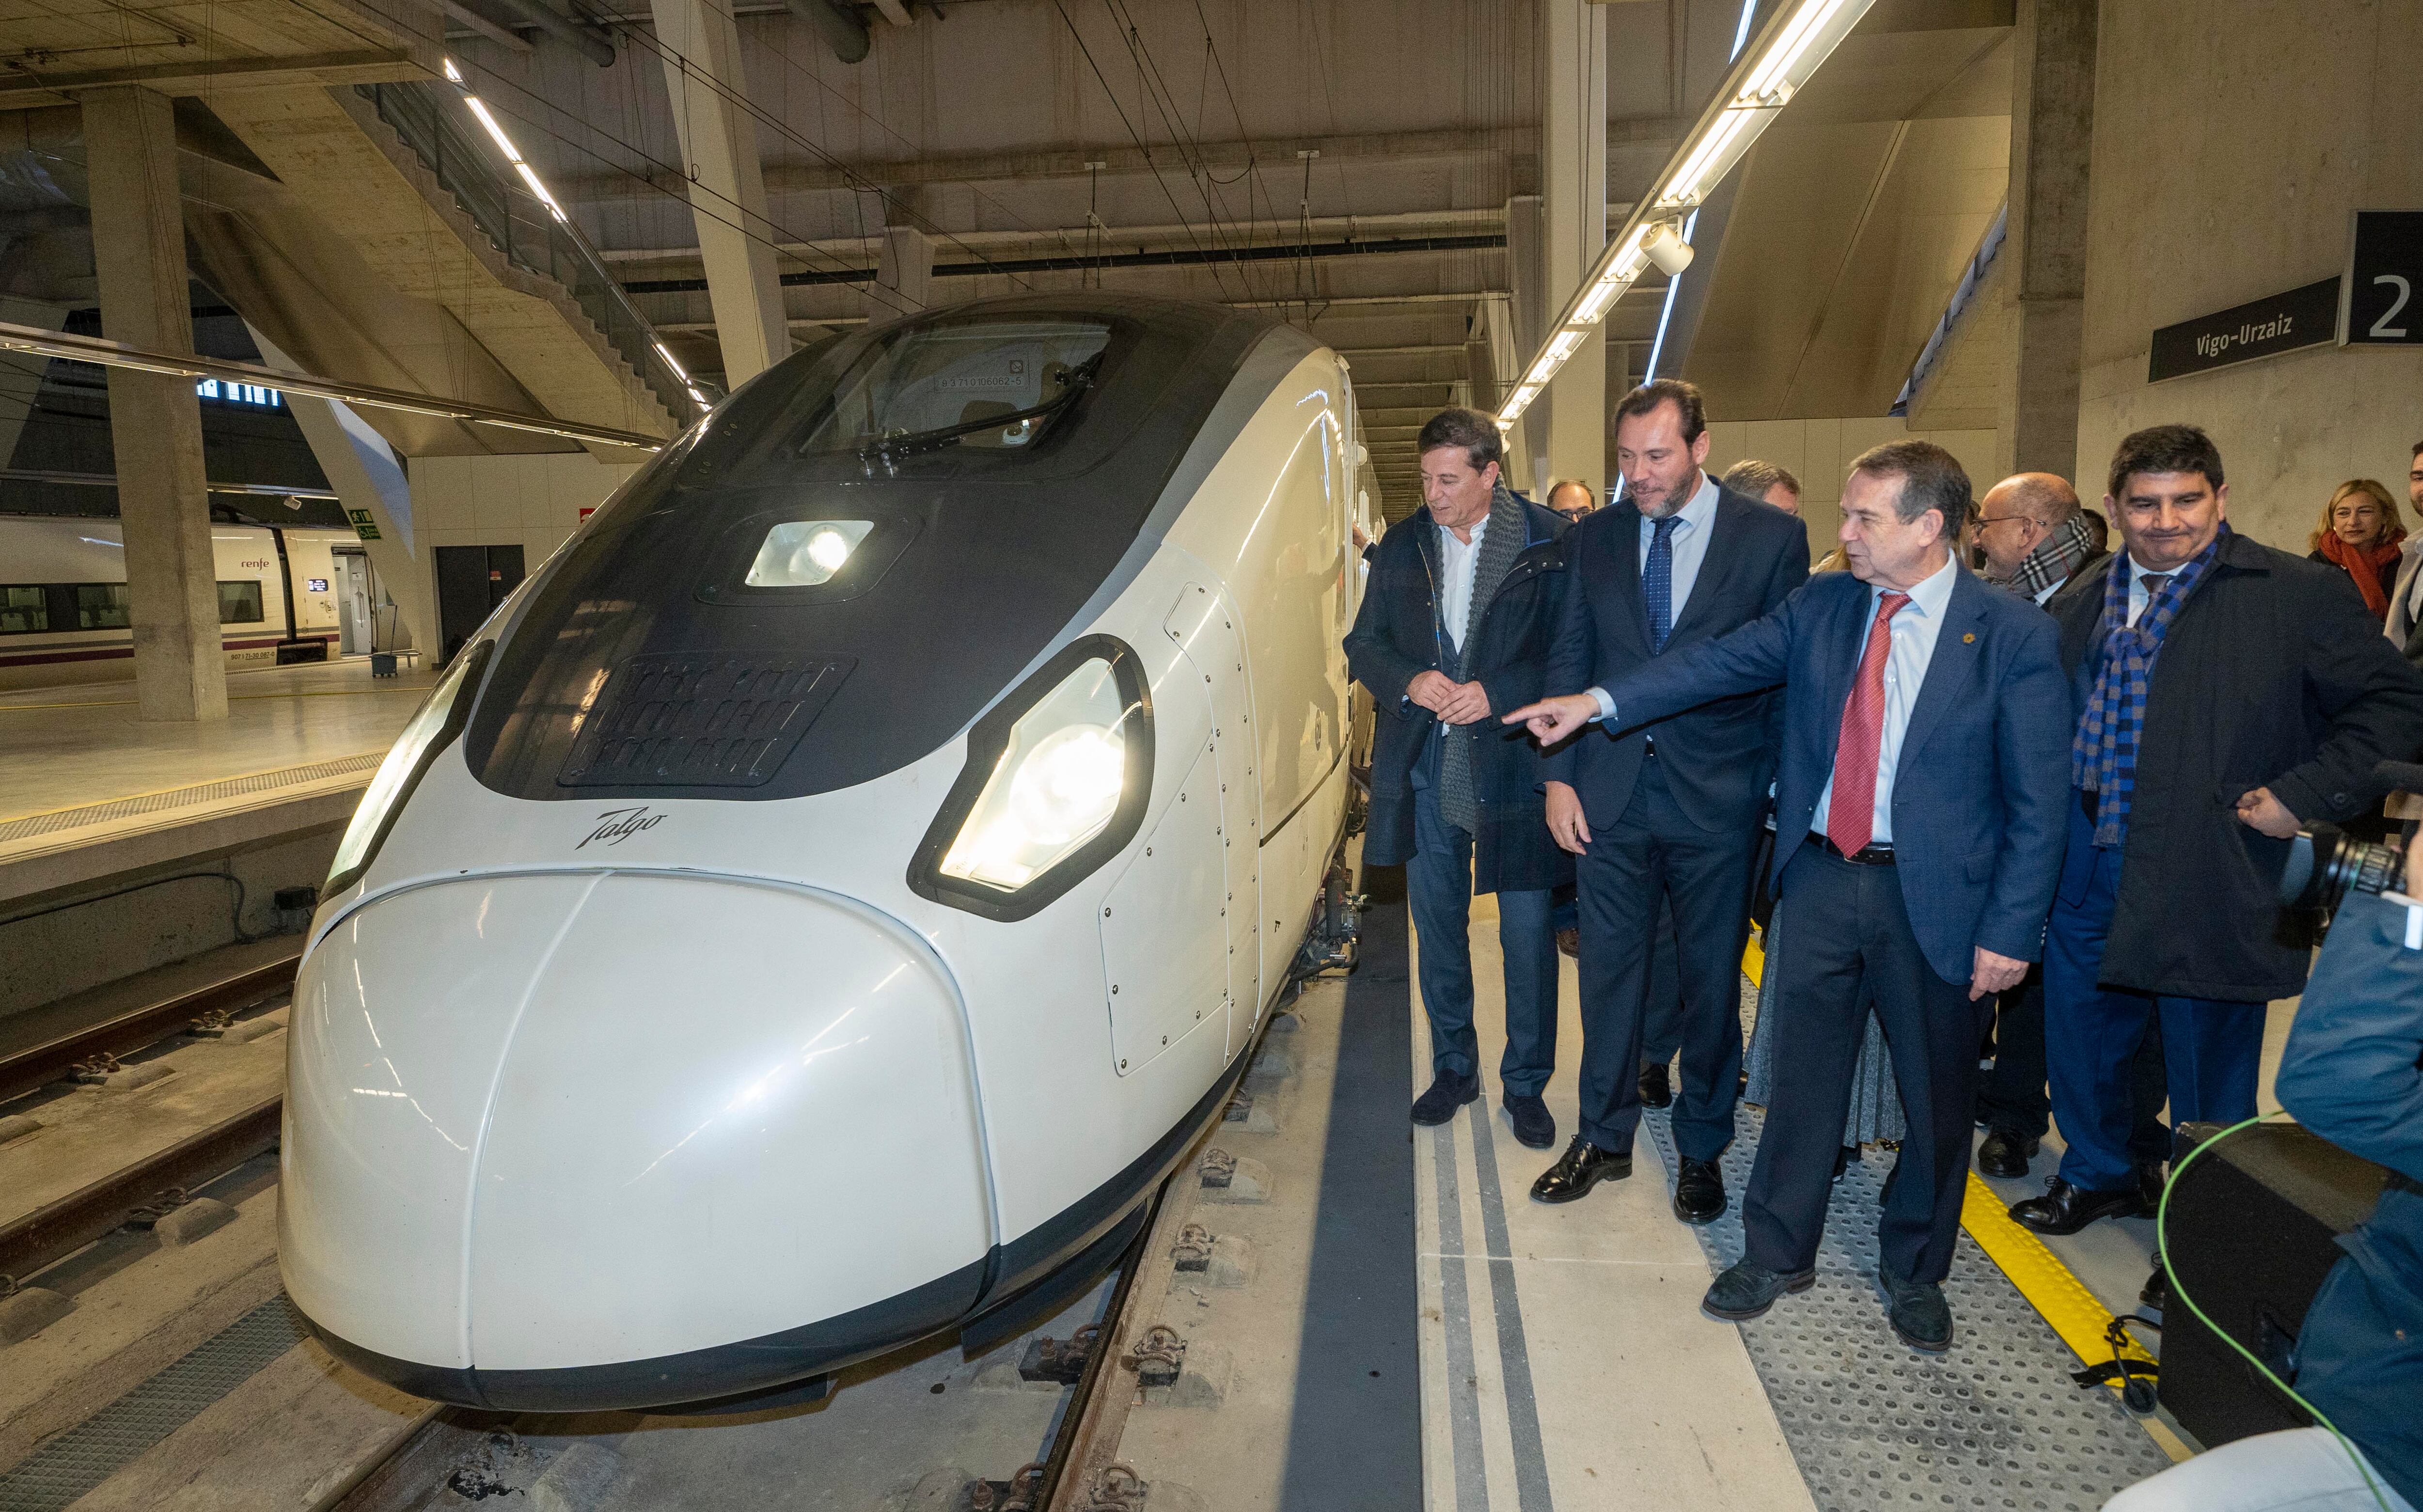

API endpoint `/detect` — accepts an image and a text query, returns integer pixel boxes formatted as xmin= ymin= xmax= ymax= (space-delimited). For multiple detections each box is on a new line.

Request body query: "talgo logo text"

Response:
xmin=578 ymin=807 xmax=666 ymax=850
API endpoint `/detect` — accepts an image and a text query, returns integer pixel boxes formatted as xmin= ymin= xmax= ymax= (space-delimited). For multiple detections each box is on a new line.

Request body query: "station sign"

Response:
xmin=2148 ymin=279 xmax=2340 ymax=383
xmin=2340 ymin=211 xmax=2423 ymax=344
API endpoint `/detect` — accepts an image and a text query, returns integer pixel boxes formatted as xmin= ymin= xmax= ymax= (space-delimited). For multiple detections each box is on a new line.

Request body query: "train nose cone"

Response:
xmin=282 ymin=871 xmax=993 ymax=1409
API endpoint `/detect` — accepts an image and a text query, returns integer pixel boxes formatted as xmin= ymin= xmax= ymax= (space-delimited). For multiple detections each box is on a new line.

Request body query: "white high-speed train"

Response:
xmin=283 ymin=295 xmax=1368 ymax=1410
xmin=0 ymin=515 xmax=359 ymax=692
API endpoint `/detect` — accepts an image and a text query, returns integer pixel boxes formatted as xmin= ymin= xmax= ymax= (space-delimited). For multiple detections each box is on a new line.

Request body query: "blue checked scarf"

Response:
xmin=2071 ymin=526 xmax=2229 ymax=846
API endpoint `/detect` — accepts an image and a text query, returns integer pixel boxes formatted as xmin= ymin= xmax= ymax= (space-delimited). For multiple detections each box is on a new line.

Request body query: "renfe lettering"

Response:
xmin=2194 ymin=312 xmax=2295 ymax=359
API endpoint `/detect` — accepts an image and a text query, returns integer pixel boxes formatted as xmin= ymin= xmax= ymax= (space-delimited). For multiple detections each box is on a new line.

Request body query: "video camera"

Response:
xmin=2277 ymin=760 xmax=2422 ymax=915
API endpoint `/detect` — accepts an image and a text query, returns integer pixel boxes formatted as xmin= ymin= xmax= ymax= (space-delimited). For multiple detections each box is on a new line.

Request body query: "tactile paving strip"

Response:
xmin=0 ymin=754 xmax=381 ymax=842
xmin=0 ymin=1295 xmax=304 ymax=1512
xmin=1641 ymin=986 xmax=2174 ymax=1512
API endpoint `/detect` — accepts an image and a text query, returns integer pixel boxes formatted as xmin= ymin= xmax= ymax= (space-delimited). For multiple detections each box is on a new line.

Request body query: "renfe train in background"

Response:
xmin=0 ymin=515 xmax=368 ymax=692
xmin=281 ymin=295 xmax=1371 ymax=1412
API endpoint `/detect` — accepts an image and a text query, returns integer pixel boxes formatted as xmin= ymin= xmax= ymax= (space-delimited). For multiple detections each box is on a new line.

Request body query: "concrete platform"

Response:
xmin=1410 ymin=895 xmax=1816 ymax=1512
xmin=0 ymin=657 xmax=434 ymax=827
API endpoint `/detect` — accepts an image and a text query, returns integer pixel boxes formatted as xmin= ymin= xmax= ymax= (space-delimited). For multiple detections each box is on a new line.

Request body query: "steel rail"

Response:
xmin=0 ymin=952 xmax=301 ymax=1107
xmin=0 ymin=1094 xmax=283 ymax=1285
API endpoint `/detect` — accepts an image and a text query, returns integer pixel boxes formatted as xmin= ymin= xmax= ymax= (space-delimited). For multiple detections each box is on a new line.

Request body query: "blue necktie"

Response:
xmin=1645 ymin=515 xmax=1681 ymax=653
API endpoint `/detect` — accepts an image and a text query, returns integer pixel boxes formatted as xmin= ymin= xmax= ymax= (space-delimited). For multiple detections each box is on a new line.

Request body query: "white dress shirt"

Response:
xmin=1809 ymin=554 xmax=1959 ymax=847
xmin=1583 ymin=471 xmax=1720 ymax=718
xmin=1438 ymin=512 xmax=1490 ymax=653
xmin=2122 ymin=554 xmax=2180 ymax=627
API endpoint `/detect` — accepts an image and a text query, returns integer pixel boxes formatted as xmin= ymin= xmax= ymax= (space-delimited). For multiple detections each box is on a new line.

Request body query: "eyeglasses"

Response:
xmin=1973 ymin=514 xmax=2039 ymax=530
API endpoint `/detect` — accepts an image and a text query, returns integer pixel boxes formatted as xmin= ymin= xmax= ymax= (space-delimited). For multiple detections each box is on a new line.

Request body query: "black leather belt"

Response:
xmin=1808 ymin=833 xmax=1896 ymax=866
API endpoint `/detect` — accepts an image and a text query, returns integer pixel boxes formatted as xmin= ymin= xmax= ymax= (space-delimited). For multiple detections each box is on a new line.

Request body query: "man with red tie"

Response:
xmin=1506 ymin=441 xmax=2072 ymax=1352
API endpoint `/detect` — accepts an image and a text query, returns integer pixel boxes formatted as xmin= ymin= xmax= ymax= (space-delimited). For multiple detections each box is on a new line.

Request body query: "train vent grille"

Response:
xmin=559 ymin=654 xmax=854 ymax=788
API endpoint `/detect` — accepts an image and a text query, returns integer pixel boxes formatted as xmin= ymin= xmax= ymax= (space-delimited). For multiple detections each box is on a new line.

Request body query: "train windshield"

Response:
xmin=791 ymin=319 xmax=1111 ymax=460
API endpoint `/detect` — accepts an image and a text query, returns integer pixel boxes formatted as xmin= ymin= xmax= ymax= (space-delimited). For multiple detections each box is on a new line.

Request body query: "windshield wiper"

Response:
xmin=851 ymin=359 xmax=1099 ymax=465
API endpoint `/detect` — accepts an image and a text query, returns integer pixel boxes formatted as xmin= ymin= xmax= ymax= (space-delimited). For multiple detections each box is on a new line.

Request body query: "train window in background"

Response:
xmin=74 ymin=583 xmax=130 ymax=630
xmin=217 ymin=581 xmax=265 ymax=625
xmin=0 ymin=585 xmax=45 ymax=634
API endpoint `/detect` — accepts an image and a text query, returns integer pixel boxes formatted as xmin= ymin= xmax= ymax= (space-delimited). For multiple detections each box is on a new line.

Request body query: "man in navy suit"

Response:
xmin=1526 ymin=380 xmax=1809 ymax=1225
xmin=1508 ymin=441 xmax=2071 ymax=1351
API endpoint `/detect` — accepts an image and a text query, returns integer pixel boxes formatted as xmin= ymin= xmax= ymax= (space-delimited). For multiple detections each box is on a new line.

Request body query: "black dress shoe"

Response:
xmin=1882 ymin=1273 xmax=1953 ymax=1352
xmin=1530 ymin=1135 xmax=1631 ymax=1203
xmin=1831 ymin=1144 xmax=1858 ymax=1183
xmin=2137 ymin=1161 xmax=2170 ymax=1214
xmin=1504 ymin=1094 xmax=1556 ymax=1150
xmin=1555 ymin=927 xmax=1580 ymax=959
xmin=1637 ymin=1061 xmax=1672 ymax=1109
xmin=1672 ymin=1156 xmax=1726 ymax=1224
xmin=1976 ymin=1128 xmax=2040 ymax=1179
xmin=2008 ymin=1176 xmax=2144 ymax=1235
xmin=2140 ymin=1252 xmax=2170 ymax=1311
xmin=1701 ymin=1260 xmax=1815 ymax=1322
xmin=1411 ymin=1071 xmax=1480 ymax=1126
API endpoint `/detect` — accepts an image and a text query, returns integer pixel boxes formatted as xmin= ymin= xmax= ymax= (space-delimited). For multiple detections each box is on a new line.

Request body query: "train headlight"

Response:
xmin=911 ymin=636 xmax=1153 ymax=922
xmin=323 ymin=641 xmax=492 ymax=897
xmin=744 ymin=519 xmax=874 ymax=587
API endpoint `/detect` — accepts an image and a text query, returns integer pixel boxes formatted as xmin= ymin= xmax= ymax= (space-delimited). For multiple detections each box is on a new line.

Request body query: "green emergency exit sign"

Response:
xmin=347 ymin=509 xmax=381 ymax=541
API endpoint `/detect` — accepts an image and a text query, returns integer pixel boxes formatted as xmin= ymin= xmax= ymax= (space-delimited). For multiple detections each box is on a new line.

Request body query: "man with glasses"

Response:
xmin=1973 ymin=472 xmax=2106 ymax=604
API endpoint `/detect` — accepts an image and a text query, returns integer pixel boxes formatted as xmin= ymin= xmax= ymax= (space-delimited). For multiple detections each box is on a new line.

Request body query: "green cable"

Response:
xmin=2157 ymin=1109 xmax=2396 ymax=1512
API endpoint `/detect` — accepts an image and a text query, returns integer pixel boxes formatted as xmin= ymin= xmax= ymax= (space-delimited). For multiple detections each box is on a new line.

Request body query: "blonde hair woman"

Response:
xmin=2308 ymin=478 xmax=2408 ymax=620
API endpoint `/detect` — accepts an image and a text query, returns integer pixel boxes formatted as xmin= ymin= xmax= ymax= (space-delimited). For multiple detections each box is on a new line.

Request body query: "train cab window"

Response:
xmin=217 ymin=581 xmax=265 ymax=624
xmin=791 ymin=318 xmax=1111 ymax=459
xmin=74 ymin=583 xmax=130 ymax=630
xmin=0 ymin=585 xmax=45 ymax=634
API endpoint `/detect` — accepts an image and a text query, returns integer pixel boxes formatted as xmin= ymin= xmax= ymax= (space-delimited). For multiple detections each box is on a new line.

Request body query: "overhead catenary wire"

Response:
xmin=575 ymin=5 xmax=1044 ymax=298
xmin=1097 ymin=0 xmax=1260 ymax=302
xmin=1048 ymin=0 xmax=1242 ymax=303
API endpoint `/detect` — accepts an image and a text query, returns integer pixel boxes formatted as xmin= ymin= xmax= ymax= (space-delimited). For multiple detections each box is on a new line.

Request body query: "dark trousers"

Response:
xmin=1638 ymin=898 xmax=1684 ymax=1069
xmin=1979 ymin=969 xmax=2170 ymax=1164
xmin=2045 ymin=792 xmax=2267 ymax=1193
xmin=1744 ymin=842 xmax=1987 ymax=1284
xmin=1574 ymin=756 xmax=1755 ymax=1162
xmin=1407 ymin=756 xmax=1558 ymax=1094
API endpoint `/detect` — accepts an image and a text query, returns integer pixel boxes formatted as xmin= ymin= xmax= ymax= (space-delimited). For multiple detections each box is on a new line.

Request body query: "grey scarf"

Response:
xmin=1435 ymin=485 xmax=1529 ymax=833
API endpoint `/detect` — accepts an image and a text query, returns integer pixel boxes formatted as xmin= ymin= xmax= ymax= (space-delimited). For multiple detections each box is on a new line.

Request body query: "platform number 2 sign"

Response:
xmin=2341 ymin=212 xmax=2423 ymax=344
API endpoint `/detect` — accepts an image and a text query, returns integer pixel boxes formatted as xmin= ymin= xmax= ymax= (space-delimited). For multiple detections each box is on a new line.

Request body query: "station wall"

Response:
xmin=2076 ymin=0 xmax=2423 ymax=553
xmin=406 ymin=452 xmax=644 ymax=570
xmin=1701 ymin=416 xmax=1998 ymax=563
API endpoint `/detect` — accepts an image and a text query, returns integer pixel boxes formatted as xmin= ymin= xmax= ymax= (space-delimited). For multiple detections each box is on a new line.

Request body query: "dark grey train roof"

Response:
xmin=461 ymin=295 xmax=1326 ymax=803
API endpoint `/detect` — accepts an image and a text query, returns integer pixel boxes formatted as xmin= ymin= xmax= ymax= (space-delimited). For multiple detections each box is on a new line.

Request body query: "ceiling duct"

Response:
xmin=785 ymin=0 xmax=870 ymax=63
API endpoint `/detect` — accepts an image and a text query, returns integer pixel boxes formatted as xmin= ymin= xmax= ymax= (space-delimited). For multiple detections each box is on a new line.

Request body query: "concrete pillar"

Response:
xmin=876 ymin=223 xmax=934 ymax=314
xmin=1541 ymin=0 xmax=1608 ymax=503
xmin=0 ymin=296 xmax=68 ymax=472
xmin=650 ymin=0 xmax=790 ymax=385
xmin=81 ymin=84 xmax=225 ymax=723
xmin=1501 ymin=195 xmax=1548 ymax=496
xmin=1998 ymin=0 xmax=2096 ymax=483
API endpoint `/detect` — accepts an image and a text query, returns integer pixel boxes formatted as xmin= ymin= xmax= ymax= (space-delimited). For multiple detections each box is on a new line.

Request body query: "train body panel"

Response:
xmin=283 ymin=296 xmax=1369 ymax=1411
xmin=0 ymin=515 xmax=354 ymax=689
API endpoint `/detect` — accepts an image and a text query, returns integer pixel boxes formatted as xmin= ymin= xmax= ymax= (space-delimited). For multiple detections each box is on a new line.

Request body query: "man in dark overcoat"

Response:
xmin=1345 ymin=407 xmax=1572 ymax=1149
xmin=2013 ymin=424 xmax=2423 ymax=1236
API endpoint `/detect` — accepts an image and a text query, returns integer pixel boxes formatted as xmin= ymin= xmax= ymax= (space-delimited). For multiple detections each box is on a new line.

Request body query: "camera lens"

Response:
xmin=2280 ymin=825 xmax=2409 ymax=913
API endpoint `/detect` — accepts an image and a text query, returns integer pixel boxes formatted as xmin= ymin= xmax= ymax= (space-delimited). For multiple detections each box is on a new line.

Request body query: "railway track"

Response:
xmin=0 ymin=952 xmax=299 ymax=1286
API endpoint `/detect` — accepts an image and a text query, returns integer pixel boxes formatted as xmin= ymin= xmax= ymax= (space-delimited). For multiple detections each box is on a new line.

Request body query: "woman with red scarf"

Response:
xmin=2309 ymin=478 xmax=2410 ymax=621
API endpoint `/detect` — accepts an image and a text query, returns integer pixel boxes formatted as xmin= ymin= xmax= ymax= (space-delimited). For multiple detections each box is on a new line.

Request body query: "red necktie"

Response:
xmin=1827 ymin=592 xmax=1912 ymax=856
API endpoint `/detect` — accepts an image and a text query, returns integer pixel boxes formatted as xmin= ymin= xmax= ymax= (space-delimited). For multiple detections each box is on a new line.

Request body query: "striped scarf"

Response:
xmin=2004 ymin=512 xmax=2100 ymax=600
xmin=2071 ymin=527 xmax=2228 ymax=847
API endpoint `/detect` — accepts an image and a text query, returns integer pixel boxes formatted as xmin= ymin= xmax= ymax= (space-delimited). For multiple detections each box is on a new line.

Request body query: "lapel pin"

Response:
xmin=1963 ymin=632 xmax=1976 ymax=643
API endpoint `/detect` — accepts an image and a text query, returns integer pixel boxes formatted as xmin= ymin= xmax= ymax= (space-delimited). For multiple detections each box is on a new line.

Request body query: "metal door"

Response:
xmin=1164 ymin=582 xmax=1261 ymax=1058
